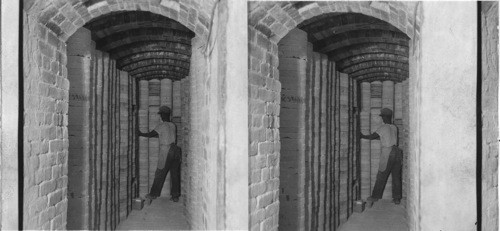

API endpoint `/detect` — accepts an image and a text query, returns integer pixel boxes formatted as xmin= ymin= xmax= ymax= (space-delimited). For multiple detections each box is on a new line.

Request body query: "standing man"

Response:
xmin=360 ymin=108 xmax=402 ymax=206
xmin=138 ymin=105 xmax=181 ymax=202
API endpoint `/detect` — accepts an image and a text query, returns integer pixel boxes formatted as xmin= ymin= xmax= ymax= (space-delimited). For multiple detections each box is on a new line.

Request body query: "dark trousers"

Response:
xmin=149 ymin=153 xmax=181 ymax=198
xmin=371 ymin=149 xmax=402 ymax=199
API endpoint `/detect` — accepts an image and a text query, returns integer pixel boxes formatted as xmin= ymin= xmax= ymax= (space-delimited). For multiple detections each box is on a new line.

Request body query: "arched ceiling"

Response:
xmin=84 ymin=11 xmax=195 ymax=81
xmin=297 ymin=12 xmax=410 ymax=83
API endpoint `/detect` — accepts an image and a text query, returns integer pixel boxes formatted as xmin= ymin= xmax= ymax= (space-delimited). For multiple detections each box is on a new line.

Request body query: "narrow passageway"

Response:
xmin=339 ymin=199 xmax=407 ymax=231
xmin=24 ymin=1 xmax=249 ymax=230
xmin=64 ymin=10 xmax=194 ymax=230
xmin=267 ymin=4 xmax=411 ymax=230
xmin=116 ymin=197 xmax=188 ymax=230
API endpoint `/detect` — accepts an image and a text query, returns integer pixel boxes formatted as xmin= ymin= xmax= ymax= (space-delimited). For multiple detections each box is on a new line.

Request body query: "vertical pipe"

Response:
xmin=370 ymin=81 xmax=382 ymax=198
xmin=348 ymin=77 xmax=354 ymax=213
xmin=355 ymin=80 xmax=361 ymax=200
xmin=112 ymin=59 xmax=118 ymax=228
xmin=319 ymin=54 xmax=328 ymax=229
xmin=360 ymin=82 xmax=371 ymax=199
xmin=148 ymin=80 xmax=160 ymax=192
xmin=304 ymin=42 xmax=314 ymax=231
xmin=312 ymin=52 xmax=321 ymax=230
xmin=95 ymin=50 xmax=103 ymax=230
xmin=127 ymin=76 xmax=133 ymax=213
xmin=324 ymin=59 xmax=331 ymax=231
xmin=115 ymin=63 xmax=120 ymax=227
xmin=138 ymin=80 xmax=149 ymax=197
xmin=339 ymin=72 xmax=349 ymax=223
xmin=327 ymin=61 xmax=336 ymax=230
xmin=180 ymin=77 xmax=190 ymax=199
xmin=102 ymin=52 xmax=110 ymax=230
xmin=119 ymin=71 xmax=128 ymax=222
xmin=335 ymin=69 xmax=341 ymax=228
xmin=132 ymin=79 xmax=138 ymax=199
xmin=110 ymin=59 xmax=117 ymax=229
xmin=89 ymin=41 xmax=96 ymax=229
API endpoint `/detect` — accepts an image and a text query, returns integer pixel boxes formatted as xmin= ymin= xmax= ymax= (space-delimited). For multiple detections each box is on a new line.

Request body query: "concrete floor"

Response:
xmin=116 ymin=197 xmax=189 ymax=230
xmin=339 ymin=199 xmax=408 ymax=231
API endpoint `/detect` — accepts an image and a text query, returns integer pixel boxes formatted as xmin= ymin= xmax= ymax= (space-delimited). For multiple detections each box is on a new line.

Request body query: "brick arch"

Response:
xmin=330 ymin=43 xmax=409 ymax=61
xmin=96 ymin=33 xmax=192 ymax=51
xmin=357 ymin=76 xmax=403 ymax=83
xmin=342 ymin=60 xmax=409 ymax=74
xmin=337 ymin=53 xmax=409 ymax=69
xmin=28 ymin=0 xmax=214 ymax=42
xmin=118 ymin=52 xmax=190 ymax=69
xmin=132 ymin=70 xmax=184 ymax=80
xmin=120 ymin=58 xmax=190 ymax=72
xmin=249 ymin=1 xmax=416 ymax=43
xmin=350 ymin=68 xmax=409 ymax=79
xmin=128 ymin=65 xmax=188 ymax=77
xmin=110 ymin=42 xmax=191 ymax=60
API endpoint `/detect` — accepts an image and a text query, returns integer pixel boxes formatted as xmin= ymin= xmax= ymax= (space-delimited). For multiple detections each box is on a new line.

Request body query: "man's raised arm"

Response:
xmin=138 ymin=130 xmax=159 ymax=138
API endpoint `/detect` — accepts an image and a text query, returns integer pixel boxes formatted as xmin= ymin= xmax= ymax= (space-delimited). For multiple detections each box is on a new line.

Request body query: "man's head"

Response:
xmin=158 ymin=106 xmax=171 ymax=121
xmin=379 ymin=108 xmax=393 ymax=123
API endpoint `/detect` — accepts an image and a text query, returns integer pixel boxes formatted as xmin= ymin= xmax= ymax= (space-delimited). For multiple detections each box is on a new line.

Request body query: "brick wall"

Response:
xmin=23 ymin=11 xmax=70 ymax=230
xmin=23 ymin=0 xmax=250 ymax=230
xmin=22 ymin=0 xmax=226 ymax=229
xmin=23 ymin=14 xmax=139 ymax=228
xmin=481 ymin=1 xmax=498 ymax=230
xmin=248 ymin=25 xmax=281 ymax=231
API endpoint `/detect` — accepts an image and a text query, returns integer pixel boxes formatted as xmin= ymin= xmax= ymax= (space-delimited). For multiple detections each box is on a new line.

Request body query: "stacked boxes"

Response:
xmin=71 ymin=42 xmax=138 ymax=230
xmin=278 ymin=29 xmax=361 ymax=230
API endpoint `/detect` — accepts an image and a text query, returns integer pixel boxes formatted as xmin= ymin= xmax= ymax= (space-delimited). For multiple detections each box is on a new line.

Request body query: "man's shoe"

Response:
xmin=171 ymin=197 xmax=179 ymax=202
xmin=145 ymin=194 xmax=157 ymax=200
xmin=393 ymin=199 xmax=401 ymax=205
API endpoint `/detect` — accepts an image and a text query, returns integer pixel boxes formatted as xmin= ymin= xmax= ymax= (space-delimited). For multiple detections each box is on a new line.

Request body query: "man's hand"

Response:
xmin=139 ymin=130 xmax=159 ymax=138
xmin=360 ymin=132 xmax=380 ymax=140
xmin=358 ymin=130 xmax=367 ymax=139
